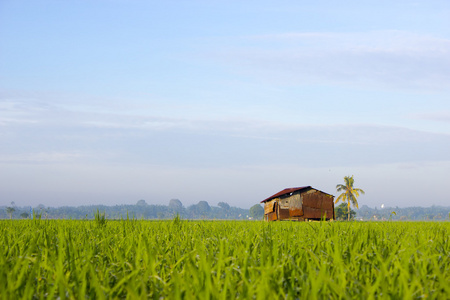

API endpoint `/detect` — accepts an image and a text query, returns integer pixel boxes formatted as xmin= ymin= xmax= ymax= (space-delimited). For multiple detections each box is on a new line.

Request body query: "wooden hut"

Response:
xmin=261 ymin=186 xmax=335 ymax=221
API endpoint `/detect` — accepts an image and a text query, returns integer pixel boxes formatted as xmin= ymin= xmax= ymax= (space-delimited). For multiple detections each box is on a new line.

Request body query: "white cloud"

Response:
xmin=0 ymin=152 xmax=83 ymax=164
xmin=2 ymin=90 xmax=449 ymax=170
xmin=413 ymin=111 xmax=450 ymax=123
xmin=218 ymin=30 xmax=450 ymax=90
xmin=0 ymin=117 xmax=38 ymax=126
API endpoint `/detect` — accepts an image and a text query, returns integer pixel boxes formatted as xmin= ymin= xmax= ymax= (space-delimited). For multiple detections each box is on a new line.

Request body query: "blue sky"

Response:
xmin=1 ymin=0 xmax=449 ymax=208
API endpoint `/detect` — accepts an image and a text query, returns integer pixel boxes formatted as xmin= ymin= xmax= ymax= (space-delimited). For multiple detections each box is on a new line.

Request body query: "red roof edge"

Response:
xmin=260 ymin=186 xmax=312 ymax=203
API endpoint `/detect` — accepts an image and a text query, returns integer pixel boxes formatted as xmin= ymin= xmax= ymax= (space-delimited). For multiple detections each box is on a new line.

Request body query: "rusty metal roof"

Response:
xmin=260 ymin=186 xmax=312 ymax=203
xmin=261 ymin=186 xmax=334 ymax=203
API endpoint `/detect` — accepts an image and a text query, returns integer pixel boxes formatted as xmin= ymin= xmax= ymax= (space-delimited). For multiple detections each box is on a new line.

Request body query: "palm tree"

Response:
xmin=336 ymin=175 xmax=365 ymax=221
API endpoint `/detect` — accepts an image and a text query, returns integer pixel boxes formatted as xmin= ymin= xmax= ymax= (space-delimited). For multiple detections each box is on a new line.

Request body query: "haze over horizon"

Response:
xmin=1 ymin=1 xmax=450 ymax=209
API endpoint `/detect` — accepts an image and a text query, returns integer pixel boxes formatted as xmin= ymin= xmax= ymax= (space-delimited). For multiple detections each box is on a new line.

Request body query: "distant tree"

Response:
xmin=6 ymin=206 xmax=15 ymax=219
xmin=335 ymin=203 xmax=356 ymax=220
xmin=136 ymin=199 xmax=147 ymax=206
xmin=20 ymin=212 xmax=29 ymax=219
xmin=187 ymin=201 xmax=212 ymax=218
xmin=249 ymin=204 xmax=264 ymax=220
xmin=196 ymin=201 xmax=211 ymax=214
xmin=336 ymin=175 xmax=365 ymax=221
xmin=218 ymin=202 xmax=230 ymax=218
xmin=218 ymin=202 xmax=230 ymax=210
xmin=169 ymin=199 xmax=183 ymax=211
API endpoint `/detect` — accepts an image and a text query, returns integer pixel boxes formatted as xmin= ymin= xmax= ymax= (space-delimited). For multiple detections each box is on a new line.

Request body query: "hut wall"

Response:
xmin=302 ymin=190 xmax=334 ymax=220
xmin=264 ymin=200 xmax=278 ymax=220
xmin=263 ymin=188 xmax=335 ymax=221
xmin=264 ymin=200 xmax=277 ymax=215
xmin=279 ymin=207 xmax=290 ymax=219
xmin=289 ymin=193 xmax=303 ymax=217
xmin=267 ymin=211 xmax=278 ymax=221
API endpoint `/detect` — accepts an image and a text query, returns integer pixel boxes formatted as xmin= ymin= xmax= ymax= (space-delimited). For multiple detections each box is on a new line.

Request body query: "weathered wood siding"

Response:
xmin=279 ymin=208 xmax=290 ymax=219
xmin=267 ymin=201 xmax=278 ymax=221
xmin=267 ymin=212 xmax=278 ymax=221
xmin=302 ymin=189 xmax=334 ymax=220
xmin=264 ymin=200 xmax=276 ymax=214
xmin=288 ymin=193 xmax=303 ymax=217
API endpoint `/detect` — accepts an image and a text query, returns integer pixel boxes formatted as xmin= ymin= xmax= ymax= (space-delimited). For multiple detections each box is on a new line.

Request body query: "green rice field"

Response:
xmin=1 ymin=218 xmax=449 ymax=299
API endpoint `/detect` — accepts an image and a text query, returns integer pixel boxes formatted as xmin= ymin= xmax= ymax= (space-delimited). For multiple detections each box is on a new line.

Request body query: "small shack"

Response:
xmin=261 ymin=186 xmax=335 ymax=221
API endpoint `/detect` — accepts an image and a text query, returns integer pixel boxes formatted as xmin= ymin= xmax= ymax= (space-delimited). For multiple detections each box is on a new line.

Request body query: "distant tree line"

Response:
xmin=1 ymin=200 xmax=448 ymax=221
xmin=0 ymin=199 xmax=265 ymax=220
xmin=355 ymin=205 xmax=450 ymax=221
xmin=335 ymin=203 xmax=450 ymax=221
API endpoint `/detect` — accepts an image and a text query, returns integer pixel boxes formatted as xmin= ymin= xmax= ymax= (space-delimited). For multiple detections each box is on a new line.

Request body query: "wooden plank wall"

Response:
xmin=302 ymin=190 xmax=334 ymax=219
xmin=264 ymin=200 xmax=276 ymax=214
xmin=289 ymin=193 xmax=303 ymax=217
xmin=267 ymin=211 xmax=277 ymax=221
xmin=279 ymin=208 xmax=290 ymax=219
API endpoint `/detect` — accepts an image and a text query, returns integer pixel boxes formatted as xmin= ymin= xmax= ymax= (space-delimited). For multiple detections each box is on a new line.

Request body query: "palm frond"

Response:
xmin=354 ymin=188 xmax=365 ymax=194
xmin=350 ymin=197 xmax=359 ymax=209
xmin=335 ymin=194 xmax=345 ymax=203
xmin=336 ymin=184 xmax=346 ymax=192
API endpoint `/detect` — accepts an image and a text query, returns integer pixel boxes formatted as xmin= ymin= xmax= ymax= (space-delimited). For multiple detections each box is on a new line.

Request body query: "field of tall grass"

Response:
xmin=1 ymin=218 xmax=449 ymax=299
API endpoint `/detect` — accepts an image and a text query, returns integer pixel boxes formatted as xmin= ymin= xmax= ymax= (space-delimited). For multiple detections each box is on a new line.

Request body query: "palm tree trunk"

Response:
xmin=347 ymin=203 xmax=350 ymax=221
